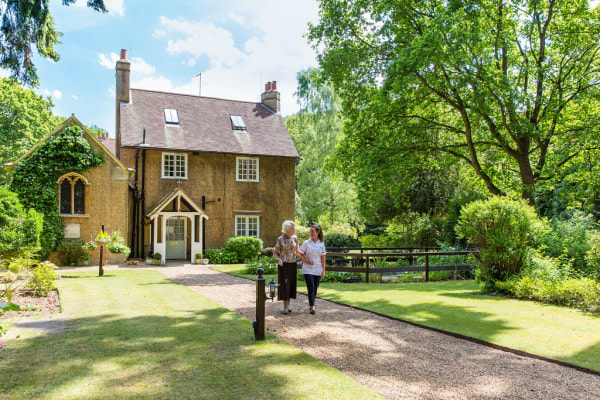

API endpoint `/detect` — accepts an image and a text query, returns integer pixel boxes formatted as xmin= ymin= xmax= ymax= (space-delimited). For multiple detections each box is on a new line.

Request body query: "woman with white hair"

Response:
xmin=273 ymin=220 xmax=299 ymax=314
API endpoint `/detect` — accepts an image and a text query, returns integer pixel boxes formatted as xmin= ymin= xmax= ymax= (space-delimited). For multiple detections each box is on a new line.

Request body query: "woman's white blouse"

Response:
xmin=299 ymin=239 xmax=327 ymax=275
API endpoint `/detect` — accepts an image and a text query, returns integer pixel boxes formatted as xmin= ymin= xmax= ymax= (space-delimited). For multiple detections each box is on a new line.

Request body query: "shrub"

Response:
xmin=0 ymin=187 xmax=43 ymax=260
xmin=245 ymin=257 xmax=278 ymax=275
xmin=359 ymin=234 xmax=387 ymax=248
xmin=223 ymin=236 xmax=263 ymax=263
xmin=56 ymin=240 xmax=86 ymax=266
xmin=324 ymin=233 xmax=360 ymax=249
xmin=541 ymin=211 xmax=596 ymax=274
xmin=455 ymin=196 xmax=549 ymax=291
xmin=585 ymin=231 xmax=600 ymax=280
xmin=25 ymin=261 xmax=58 ymax=296
xmin=295 ymin=225 xmax=310 ymax=243
xmin=204 ymin=249 xmax=238 ymax=264
xmin=153 ymin=253 xmax=162 ymax=260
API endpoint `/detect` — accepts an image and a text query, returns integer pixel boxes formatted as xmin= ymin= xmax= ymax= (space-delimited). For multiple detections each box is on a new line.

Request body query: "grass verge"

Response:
xmin=215 ymin=265 xmax=600 ymax=372
xmin=0 ymin=270 xmax=382 ymax=399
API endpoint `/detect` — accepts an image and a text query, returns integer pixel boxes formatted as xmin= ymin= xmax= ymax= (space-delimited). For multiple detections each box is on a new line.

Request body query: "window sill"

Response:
xmin=235 ymin=179 xmax=259 ymax=182
xmin=161 ymin=176 xmax=189 ymax=180
xmin=59 ymin=214 xmax=91 ymax=218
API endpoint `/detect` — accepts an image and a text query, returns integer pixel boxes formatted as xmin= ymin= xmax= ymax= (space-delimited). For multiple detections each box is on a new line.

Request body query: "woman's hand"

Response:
xmin=321 ymin=270 xmax=326 ymax=278
xmin=277 ymin=258 xmax=283 ymax=266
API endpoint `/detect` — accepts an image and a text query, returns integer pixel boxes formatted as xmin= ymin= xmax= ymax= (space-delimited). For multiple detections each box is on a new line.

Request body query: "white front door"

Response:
xmin=166 ymin=217 xmax=186 ymax=259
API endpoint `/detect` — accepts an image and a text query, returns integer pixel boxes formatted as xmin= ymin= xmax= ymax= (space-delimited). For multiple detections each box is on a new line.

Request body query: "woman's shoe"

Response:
xmin=281 ymin=309 xmax=288 ymax=314
xmin=310 ymin=309 xmax=316 ymax=315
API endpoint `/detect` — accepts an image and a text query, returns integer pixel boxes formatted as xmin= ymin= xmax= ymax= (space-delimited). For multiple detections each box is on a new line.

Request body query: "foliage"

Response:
xmin=25 ymin=261 xmax=58 ymax=296
xmin=106 ymin=230 xmax=130 ymax=254
xmin=324 ymin=233 xmax=360 ymax=249
xmin=56 ymin=240 xmax=85 ymax=266
xmin=195 ymin=252 xmax=203 ymax=260
xmin=153 ymin=253 xmax=162 ymax=261
xmin=0 ymin=0 xmax=107 ymax=86
xmin=222 ymin=236 xmax=263 ymax=263
xmin=540 ymin=211 xmax=597 ymax=275
xmin=0 ymin=187 xmax=43 ymax=261
xmin=585 ymin=232 xmax=600 ymax=281
xmin=287 ymin=68 xmax=361 ymax=227
xmin=0 ymin=78 xmax=61 ymax=183
xmin=9 ymin=124 xmax=103 ymax=258
xmin=308 ymin=0 xmax=600 ymax=204
xmin=94 ymin=230 xmax=110 ymax=244
xmin=295 ymin=225 xmax=310 ymax=243
xmin=244 ymin=257 xmax=277 ymax=275
xmin=497 ymin=276 xmax=600 ymax=312
xmin=204 ymin=249 xmax=238 ymax=264
xmin=456 ymin=197 xmax=549 ymax=291
xmin=260 ymin=247 xmax=274 ymax=258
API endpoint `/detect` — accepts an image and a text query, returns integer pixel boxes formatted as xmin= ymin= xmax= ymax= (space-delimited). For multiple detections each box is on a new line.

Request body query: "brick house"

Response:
xmin=115 ymin=50 xmax=298 ymax=262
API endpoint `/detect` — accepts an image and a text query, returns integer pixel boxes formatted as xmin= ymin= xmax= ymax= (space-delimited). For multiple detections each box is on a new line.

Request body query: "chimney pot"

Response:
xmin=272 ymin=81 xmax=277 ymax=90
xmin=265 ymin=82 xmax=271 ymax=91
xmin=120 ymin=49 xmax=127 ymax=60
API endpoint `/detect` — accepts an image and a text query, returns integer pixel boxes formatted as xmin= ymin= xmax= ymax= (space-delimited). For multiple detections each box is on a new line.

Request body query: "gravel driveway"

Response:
xmin=150 ymin=264 xmax=600 ymax=400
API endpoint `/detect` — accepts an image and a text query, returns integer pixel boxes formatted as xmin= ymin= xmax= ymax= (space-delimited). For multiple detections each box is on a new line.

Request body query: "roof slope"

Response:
xmin=120 ymin=89 xmax=299 ymax=158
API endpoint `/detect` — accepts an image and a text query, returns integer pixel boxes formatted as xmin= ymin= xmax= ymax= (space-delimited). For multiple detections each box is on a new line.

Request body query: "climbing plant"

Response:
xmin=9 ymin=125 xmax=103 ymax=258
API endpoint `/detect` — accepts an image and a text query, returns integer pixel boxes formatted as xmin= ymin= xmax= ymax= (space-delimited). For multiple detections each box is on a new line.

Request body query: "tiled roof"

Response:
xmin=119 ymin=89 xmax=298 ymax=158
xmin=100 ymin=138 xmax=116 ymax=156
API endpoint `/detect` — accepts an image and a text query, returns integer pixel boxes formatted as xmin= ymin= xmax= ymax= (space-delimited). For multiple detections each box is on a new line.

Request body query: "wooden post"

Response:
xmin=98 ymin=224 xmax=105 ymax=277
xmin=366 ymin=255 xmax=370 ymax=283
xmin=425 ymin=253 xmax=429 ymax=282
xmin=253 ymin=268 xmax=266 ymax=341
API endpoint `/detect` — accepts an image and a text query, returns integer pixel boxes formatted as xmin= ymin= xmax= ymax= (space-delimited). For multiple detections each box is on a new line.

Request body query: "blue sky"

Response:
xmin=16 ymin=0 xmax=320 ymax=136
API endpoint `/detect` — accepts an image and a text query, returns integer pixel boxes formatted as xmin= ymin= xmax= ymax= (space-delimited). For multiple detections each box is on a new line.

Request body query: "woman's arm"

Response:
xmin=320 ymin=255 xmax=326 ymax=277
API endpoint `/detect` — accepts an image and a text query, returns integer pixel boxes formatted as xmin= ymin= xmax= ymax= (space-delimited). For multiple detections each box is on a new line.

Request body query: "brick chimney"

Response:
xmin=115 ymin=49 xmax=130 ymax=159
xmin=261 ymin=80 xmax=280 ymax=113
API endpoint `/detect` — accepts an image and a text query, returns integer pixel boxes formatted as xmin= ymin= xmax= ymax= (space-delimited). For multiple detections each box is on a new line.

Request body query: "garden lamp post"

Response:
xmin=253 ymin=268 xmax=279 ymax=341
xmin=95 ymin=225 xmax=109 ymax=277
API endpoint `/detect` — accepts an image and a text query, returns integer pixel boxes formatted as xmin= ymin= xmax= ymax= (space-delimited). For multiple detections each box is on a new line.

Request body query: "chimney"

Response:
xmin=116 ymin=49 xmax=131 ymax=103
xmin=115 ymin=48 xmax=130 ymax=160
xmin=261 ymin=80 xmax=280 ymax=113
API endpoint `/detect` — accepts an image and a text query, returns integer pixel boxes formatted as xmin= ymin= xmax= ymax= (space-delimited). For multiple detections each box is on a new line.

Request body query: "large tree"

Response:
xmin=308 ymin=0 xmax=600 ymax=204
xmin=0 ymin=77 xmax=61 ymax=183
xmin=0 ymin=0 xmax=106 ymax=86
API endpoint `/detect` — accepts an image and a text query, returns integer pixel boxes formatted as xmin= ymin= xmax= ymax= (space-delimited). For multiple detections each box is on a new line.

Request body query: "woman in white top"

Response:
xmin=298 ymin=224 xmax=326 ymax=314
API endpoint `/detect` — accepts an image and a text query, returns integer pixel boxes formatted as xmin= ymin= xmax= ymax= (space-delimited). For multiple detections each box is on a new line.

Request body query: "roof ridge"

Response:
xmin=130 ymin=87 xmax=261 ymax=105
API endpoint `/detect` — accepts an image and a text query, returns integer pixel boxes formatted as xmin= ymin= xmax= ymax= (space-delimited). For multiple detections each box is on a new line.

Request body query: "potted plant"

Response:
xmin=146 ymin=256 xmax=153 ymax=265
xmin=195 ymin=252 xmax=202 ymax=264
xmin=106 ymin=230 xmax=130 ymax=264
xmin=153 ymin=253 xmax=162 ymax=266
xmin=94 ymin=230 xmax=110 ymax=245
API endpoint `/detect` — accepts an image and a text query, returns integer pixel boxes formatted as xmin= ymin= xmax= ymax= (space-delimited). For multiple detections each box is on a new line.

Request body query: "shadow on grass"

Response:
xmin=0 ymin=308 xmax=342 ymax=399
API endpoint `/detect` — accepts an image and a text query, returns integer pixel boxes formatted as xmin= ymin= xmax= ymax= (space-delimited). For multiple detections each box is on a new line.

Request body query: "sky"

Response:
xmin=19 ymin=0 xmax=320 ymax=136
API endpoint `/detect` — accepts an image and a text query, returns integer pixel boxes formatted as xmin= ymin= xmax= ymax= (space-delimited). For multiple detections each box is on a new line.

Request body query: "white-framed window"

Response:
xmin=235 ymin=215 xmax=260 ymax=237
xmin=162 ymin=152 xmax=187 ymax=178
xmin=164 ymin=108 xmax=179 ymax=124
xmin=236 ymin=157 xmax=259 ymax=182
xmin=230 ymin=115 xmax=246 ymax=131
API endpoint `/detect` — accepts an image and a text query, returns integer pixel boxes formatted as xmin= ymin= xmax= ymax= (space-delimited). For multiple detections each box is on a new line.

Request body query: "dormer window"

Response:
xmin=230 ymin=115 xmax=246 ymax=131
xmin=164 ymin=108 xmax=179 ymax=125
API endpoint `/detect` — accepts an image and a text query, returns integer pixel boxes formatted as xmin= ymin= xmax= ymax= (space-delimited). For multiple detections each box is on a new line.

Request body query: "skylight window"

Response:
xmin=164 ymin=108 xmax=179 ymax=124
xmin=230 ymin=115 xmax=246 ymax=131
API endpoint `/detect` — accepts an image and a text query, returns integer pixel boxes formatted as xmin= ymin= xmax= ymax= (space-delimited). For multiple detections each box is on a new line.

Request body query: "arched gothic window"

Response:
xmin=58 ymin=173 xmax=88 ymax=215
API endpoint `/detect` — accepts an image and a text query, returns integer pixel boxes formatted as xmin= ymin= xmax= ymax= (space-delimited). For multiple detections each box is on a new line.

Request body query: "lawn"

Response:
xmin=0 ymin=270 xmax=382 ymax=400
xmin=215 ymin=265 xmax=600 ymax=372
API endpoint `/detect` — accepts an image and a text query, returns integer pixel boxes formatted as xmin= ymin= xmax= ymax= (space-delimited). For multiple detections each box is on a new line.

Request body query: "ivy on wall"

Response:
xmin=9 ymin=125 xmax=103 ymax=258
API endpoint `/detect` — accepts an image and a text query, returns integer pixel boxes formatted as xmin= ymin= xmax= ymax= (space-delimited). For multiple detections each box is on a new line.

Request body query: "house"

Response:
xmin=115 ymin=50 xmax=298 ymax=262
xmin=4 ymin=116 xmax=133 ymax=264
xmin=4 ymin=49 xmax=298 ymax=265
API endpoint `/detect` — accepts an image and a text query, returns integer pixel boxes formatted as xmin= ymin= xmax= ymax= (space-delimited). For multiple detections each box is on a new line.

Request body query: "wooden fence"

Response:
xmin=316 ymin=247 xmax=478 ymax=283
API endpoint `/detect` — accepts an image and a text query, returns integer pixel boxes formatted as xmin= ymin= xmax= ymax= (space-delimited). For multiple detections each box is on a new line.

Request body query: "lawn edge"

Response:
xmin=213 ymin=267 xmax=600 ymax=378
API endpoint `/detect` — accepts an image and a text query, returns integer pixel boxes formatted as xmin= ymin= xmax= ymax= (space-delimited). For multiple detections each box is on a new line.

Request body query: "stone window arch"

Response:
xmin=58 ymin=173 xmax=89 ymax=215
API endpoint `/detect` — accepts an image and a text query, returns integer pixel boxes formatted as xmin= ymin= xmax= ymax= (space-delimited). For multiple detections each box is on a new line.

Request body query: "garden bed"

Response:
xmin=2 ymin=289 xmax=60 ymax=317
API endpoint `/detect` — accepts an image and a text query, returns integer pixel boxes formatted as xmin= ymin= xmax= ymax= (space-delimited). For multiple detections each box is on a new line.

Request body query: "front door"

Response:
xmin=166 ymin=217 xmax=186 ymax=259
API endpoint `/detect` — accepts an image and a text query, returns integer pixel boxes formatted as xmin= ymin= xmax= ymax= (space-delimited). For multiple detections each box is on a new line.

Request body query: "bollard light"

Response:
xmin=266 ymin=278 xmax=279 ymax=301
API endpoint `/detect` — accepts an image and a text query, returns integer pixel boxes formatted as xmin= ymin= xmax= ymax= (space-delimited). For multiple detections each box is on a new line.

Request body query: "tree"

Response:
xmin=308 ymin=0 xmax=600 ymax=205
xmin=286 ymin=68 xmax=361 ymax=227
xmin=0 ymin=0 xmax=107 ymax=86
xmin=0 ymin=77 xmax=61 ymax=183
xmin=0 ymin=186 xmax=43 ymax=261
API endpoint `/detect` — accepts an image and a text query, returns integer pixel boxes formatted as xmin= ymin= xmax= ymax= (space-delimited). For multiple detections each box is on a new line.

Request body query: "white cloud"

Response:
xmin=71 ymin=95 xmax=79 ymax=100
xmin=75 ymin=0 xmax=124 ymax=16
xmin=98 ymin=53 xmax=156 ymax=74
xmin=228 ymin=12 xmax=246 ymax=26
xmin=44 ymin=89 xmax=62 ymax=100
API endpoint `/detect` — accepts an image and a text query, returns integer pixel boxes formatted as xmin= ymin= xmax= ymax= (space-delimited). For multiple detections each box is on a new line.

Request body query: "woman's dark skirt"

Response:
xmin=277 ymin=262 xmax=297 ymax=301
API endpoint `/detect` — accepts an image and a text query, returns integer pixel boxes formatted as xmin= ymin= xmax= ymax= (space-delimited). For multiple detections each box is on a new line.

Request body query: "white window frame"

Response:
xmin=236 ymin=157 xmax=259 ymax=182
xmin=235 ymin=215 xmax=260 ymax=237
xmin=230 ymin=115 xmax=246 ymax=131
xmin=164 ymin=108 xmax=179 ymax=125
xmin=162 ymin=152 xmax=188 ymax=179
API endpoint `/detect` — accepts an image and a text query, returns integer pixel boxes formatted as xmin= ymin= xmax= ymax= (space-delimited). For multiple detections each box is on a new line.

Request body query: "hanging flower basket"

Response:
xmin=94 ymin=230 xmax=110 ymax=245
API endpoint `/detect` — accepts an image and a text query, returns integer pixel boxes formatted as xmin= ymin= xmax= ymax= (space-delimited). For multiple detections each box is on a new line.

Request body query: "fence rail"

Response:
xmin=314 ymin=248 xmax=478 ymax=283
